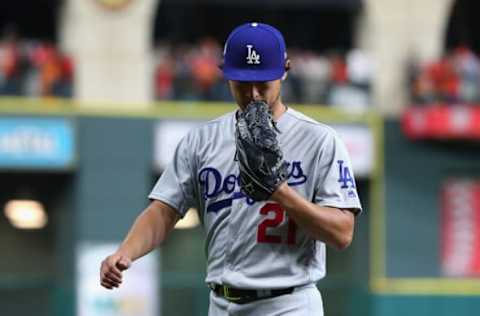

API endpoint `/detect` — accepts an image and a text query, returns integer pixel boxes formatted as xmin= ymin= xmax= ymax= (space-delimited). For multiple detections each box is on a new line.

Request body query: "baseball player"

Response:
xmin=100 ymin=22 xmax=361 ymax=316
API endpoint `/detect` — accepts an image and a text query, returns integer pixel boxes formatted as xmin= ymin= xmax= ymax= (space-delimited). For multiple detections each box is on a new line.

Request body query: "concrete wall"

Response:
xmin=363 ymin=0 xmax=454 ymax=116
xmin=60 ymin=0 xmax=160 ymax=107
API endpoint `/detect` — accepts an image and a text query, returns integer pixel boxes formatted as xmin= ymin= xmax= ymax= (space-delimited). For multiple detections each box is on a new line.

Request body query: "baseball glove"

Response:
xmin=235 ymin=101 xmax=289 ymax=201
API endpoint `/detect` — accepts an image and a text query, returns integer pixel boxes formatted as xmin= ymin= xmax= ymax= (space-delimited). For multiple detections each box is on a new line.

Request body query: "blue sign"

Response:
xmin=0 ymin=118 xmax=75 ymax=169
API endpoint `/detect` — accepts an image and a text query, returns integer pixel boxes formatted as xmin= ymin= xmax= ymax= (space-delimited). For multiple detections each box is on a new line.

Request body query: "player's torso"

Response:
xmin=193 ymin=109 xmax=326 ymax=288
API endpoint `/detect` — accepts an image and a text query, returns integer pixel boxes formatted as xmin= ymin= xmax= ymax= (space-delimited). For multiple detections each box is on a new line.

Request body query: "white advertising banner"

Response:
xmin=76 ymin=243 xmax=159 ymax=316
xmin=332 ymin=124 xmax=374 ymax=177
xmin=154 ymin=120 xmax=203 ymax=170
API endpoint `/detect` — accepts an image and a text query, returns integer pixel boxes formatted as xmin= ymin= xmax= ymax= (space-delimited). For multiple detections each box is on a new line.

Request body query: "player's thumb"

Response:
xmin=116 ymin=256 xmax=132 ymax=271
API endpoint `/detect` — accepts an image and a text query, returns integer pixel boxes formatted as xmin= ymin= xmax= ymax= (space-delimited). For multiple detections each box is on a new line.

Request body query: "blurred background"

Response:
xmin=0 ymin=0 xmax=479 ymax=315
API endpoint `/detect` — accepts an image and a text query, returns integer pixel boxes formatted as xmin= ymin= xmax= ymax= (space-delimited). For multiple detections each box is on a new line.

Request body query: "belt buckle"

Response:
xmin=223 ymin=286 xmax=241 ymax=302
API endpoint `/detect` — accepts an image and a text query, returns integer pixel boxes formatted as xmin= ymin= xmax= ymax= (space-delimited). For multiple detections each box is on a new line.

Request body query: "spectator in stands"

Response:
xmin=172 ymin=44 xmax=197 ymax=100
xmin=347 ymin=49 xmax=374 ymax=91
xmin=0 ymin=32 xmax=22 ymax=96
xmin=39 ymin=44 xmax=64 ymax=97
xmin=294 ymin=51 xmax=331 ymax=104
xmin=189 ymin=38 xmax=221 ymax=100
xmin=327 ymin=51 xmax=371 ymax=113
xmin=451 ymin=46 xmax=480 ymax=103
xmin=410 ymin=46 xmax=480 ymax=106
xmin=279 ymin=48 xmax=302 ymax=104
xmin=154 ymin=45 xmax=175 ymax=100
xmin=58 ymin=54 xmax=74 ymax=98
xmin=412 ymin=64 xmax=437 ymax=104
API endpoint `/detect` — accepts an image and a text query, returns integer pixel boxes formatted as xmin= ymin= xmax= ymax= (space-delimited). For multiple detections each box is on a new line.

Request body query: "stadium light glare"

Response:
xmin=4 ymin=199 xmax=48 ymax=229
xmin=174 ymin=208 xmax=200 ymax=229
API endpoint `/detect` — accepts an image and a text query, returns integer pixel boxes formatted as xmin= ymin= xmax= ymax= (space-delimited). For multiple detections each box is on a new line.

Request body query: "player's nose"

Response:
xmin=250 ymin=84 xmax=262 ymax=101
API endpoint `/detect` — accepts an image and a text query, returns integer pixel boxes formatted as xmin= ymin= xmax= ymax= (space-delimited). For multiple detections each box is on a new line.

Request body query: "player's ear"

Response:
xmin=281 ymin=58 xmax=291 ymax=81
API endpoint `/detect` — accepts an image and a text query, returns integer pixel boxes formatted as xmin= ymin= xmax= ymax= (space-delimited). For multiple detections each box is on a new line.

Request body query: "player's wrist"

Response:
xmin=116 ymin=245 xmax=135 ymax=261
xmin=270 ymin=182 xmax=292 ymax=203
xmin=271 ymin=182 xmax=311 ymax=213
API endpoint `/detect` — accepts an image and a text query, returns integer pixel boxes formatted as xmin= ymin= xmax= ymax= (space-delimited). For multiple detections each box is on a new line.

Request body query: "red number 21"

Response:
xmin=257 ymin=203 xmax=297 ymax=245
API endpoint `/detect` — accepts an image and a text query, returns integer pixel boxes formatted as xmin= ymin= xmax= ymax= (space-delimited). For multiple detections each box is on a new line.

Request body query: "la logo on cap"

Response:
xmin=246 ymin=45 xmax=261 ymax=65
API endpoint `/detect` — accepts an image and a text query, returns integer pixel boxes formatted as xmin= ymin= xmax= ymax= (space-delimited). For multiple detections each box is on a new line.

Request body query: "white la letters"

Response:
xmin=246 ymin=45 xmax=261 ymax=64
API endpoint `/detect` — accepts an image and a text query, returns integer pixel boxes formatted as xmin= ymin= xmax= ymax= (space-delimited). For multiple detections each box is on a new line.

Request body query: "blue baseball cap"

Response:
xmin=222 ymin=22 xmax=287 ymax=82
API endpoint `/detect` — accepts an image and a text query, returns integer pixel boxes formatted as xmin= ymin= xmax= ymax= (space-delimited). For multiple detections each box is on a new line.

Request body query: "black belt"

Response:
xmin=209 ymin=283 xmax=295 ymax=304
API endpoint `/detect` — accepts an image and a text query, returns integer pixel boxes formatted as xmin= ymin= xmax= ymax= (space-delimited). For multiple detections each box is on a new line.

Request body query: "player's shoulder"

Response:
xmin=284 ymin=107 xmax=339 ymax=138
xmin=182 ymin=111 xmax=235 ymax=143
xmin=196 ymin=111 xmax=234 ymax=132
xmin=203 ymin=111 xmax=236 ymax=127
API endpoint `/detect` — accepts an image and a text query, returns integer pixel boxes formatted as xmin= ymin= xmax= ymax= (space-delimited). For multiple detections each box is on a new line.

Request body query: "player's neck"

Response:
xmin=271 ymin=101 xmax=288 ymax=120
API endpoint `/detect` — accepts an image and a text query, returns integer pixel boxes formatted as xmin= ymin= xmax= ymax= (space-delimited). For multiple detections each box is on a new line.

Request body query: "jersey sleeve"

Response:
xmin=148 ymin=134 xmax=196 ymax=217
xmin=313 ymin=131 xmax=362 ymax=214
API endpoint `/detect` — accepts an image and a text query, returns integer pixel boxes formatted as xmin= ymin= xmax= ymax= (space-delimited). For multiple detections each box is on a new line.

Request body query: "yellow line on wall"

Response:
xmin=372 ymin=277 xmax=480 ymax=296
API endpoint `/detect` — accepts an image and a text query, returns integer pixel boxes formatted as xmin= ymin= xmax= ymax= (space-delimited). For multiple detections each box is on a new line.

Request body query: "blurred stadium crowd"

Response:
xmin=4 ymin=34 xmax=480 ymax=110
xmin=410 ymin=46 xmax=480 ymax=106
xmin=0 ymin=35 xmax=374 ymax=110
xmin=0 ymin=35 xmax=73 ymax=98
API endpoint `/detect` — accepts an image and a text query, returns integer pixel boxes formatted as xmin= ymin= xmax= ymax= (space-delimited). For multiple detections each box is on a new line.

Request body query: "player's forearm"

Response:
xmin=118 ymin=201 xmax=178 ymax=261
xmin=271 ymin=184 xmax=354 ymax=250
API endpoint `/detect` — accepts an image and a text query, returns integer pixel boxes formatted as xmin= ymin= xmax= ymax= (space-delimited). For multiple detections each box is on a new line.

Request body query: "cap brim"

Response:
xmin=223 ymin=67 xmax=285 ymax=82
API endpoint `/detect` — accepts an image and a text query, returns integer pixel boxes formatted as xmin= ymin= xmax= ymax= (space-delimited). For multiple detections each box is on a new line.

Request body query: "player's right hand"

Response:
xmin=100 ymin=252 xmax=132 ymax=290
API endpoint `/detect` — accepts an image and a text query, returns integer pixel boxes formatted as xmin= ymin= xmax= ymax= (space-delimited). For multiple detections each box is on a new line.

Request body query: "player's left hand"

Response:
xmin=235 ymin=101 xmax=289 ymax=201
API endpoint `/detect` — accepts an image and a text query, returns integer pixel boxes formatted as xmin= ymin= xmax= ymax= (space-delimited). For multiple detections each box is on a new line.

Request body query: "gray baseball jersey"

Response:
xmin=149 ymin=107 xmax=362 ymax=289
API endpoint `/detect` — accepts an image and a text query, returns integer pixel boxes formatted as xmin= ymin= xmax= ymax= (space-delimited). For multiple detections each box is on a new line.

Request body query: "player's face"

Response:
xmin=228 ymin=79 xmax=282 ymax=109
